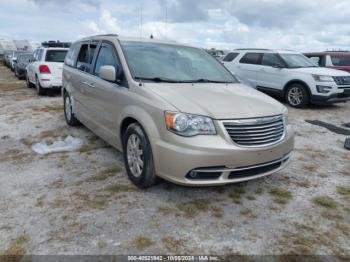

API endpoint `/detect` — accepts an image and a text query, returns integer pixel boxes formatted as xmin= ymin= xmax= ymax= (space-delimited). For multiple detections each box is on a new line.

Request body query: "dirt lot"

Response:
xmin=0 ymin=63 xmax=349 ymax=257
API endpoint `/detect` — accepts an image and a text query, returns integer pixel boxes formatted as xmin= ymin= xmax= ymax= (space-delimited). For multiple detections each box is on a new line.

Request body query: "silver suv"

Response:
xmin=62 ymin=35 xmax=294 ymax=188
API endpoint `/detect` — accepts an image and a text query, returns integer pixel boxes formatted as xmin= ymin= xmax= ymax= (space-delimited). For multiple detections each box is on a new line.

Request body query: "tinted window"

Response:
xmin=65 ymin=42 xmax=80 ymax=67
xmin=223 ymin=52 xmax=239 ymax=62
xmin=261 ymin=53 xmax=284 ymax=67
xmin=331 ymin=56 xmax=350 ymax=66
xmin=89 ymin=43 xmax=98 ymax=63
xmin=45 ymin=50 xmax=68 ymax=62
xmin=94 ymin=44 xmax=118 ymax=77
xmin=240 ymin=53 xmax=261 ymax=64
xmin=77 ymin=44 xmax=89 ymax=63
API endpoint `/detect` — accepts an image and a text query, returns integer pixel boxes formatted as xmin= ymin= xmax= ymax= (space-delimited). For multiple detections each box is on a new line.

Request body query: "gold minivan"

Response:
xmin=62 ymin=35 xmax=294 ymax=188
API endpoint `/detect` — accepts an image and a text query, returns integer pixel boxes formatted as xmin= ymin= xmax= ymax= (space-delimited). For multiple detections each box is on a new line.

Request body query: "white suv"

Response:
xmin=222 ymin=49 xmax=350 ymax=107
xmin=26 ymin=43 xmax=69 ymax=95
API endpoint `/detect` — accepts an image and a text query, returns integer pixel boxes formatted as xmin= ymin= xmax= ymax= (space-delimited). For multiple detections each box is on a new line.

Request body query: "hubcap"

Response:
xmin=65 ymin=96 xmax=72 ymax=122
xmin=126 ymin=134 xmax=144 ymax=177
xmin=288 ymin=87 xmax=303 ymax=106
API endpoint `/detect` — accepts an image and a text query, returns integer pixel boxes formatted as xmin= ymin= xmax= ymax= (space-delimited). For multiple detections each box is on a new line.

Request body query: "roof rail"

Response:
xmin=41 ymin=41 xmax=71 ymax=48
xmin=94 ymin=34 xmax=119 ymax=37
xmin=324 ymin=50 xmax=350 ymax=53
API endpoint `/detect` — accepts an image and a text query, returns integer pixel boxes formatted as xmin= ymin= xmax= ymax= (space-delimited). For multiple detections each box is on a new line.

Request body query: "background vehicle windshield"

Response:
xmin=331 ymin=56 xmax=350 ymax=66
xmin=121 ymin=41 xmax=237 ymax=83
xmin=18 ymin=55 xmax=31 ymax=63
xmin=280 ymin=53 xmax=318 ymax=68
xmin=45 ymin=50 xmax=68 ymax=62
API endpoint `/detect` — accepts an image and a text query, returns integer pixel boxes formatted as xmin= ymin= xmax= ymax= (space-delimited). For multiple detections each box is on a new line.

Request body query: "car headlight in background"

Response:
xmin=165 ymin=112 xmax=216 ymax=136
xmin=312 ymin=75 xmax=334 ymax=82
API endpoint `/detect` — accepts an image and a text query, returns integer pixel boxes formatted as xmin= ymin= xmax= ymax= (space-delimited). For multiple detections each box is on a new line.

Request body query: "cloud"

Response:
xmin=1 ymin=0 xmax=350 ymax=52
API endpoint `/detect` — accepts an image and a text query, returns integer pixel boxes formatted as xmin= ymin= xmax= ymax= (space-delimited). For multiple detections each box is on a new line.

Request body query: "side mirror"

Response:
xmin=100 ymin=64 xmax=123 ymax=83
xmin=13 ymin=58 xmax=17 ymax=63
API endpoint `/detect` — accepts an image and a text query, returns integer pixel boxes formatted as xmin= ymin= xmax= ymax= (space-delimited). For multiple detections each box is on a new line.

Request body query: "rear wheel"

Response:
xmin=36 ymin=77 xmax=46 ymax=96
xmin=123 ymin=123 xmax=156 ymax=188
xmin=285 ymin=84 xmax=309 ymax=108
xmin=63 ymin=92 xmax=80 ymax=126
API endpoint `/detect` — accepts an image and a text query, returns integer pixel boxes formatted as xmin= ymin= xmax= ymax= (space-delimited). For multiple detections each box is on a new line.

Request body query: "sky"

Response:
xmin=0 ymin=0 xmax=349 ymax=52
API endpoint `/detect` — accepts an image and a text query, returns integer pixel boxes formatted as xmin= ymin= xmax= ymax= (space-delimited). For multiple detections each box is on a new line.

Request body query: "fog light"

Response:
xmin=188 ymin=171 xmax=197 ymax=178
xmin=316 ymin=85 xmax=332 ymax=93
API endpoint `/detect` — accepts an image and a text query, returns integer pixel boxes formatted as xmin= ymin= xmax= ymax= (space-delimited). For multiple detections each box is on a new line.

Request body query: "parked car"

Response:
xmin=3 ymin=51 xmax=13 ymax=67
xmin=14 ymin=53 xmax=32 ymax=80
xmin=222 ymin=49 xmax=350 ymax=107
xmin=62 ymin=35 xmax=294 ymax=188
xmin=10 ymin=51 xmax=29 ymax=71
xmin=304 ymin=51 xmax=350 ymax=73
xmin=26 ymin=43 xmax=69 ymax=95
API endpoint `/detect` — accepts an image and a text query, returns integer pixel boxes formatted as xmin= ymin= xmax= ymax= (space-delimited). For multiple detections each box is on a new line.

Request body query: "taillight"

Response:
xmin=39 ymin=65 xmax=51 ymax=74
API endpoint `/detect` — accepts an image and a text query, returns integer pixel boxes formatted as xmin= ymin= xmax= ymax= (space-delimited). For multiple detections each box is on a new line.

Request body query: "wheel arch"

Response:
xmin=283 ymin=79 xmax=311 ymax=97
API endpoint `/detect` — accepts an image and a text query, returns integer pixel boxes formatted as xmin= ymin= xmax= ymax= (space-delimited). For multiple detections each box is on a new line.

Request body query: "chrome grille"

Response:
xmin=223 ymin=115 xmax=285 ymax=147
xmin=333 ymin=76 xmax=350 ymax=86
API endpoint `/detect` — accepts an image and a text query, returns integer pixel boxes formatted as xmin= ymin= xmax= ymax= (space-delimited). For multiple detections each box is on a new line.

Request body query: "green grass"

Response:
xmin=133 ymin=235 xmax=154 ymax=250
xmin=268 ymin=188 xmax=292 ymax=205
xmin=106 ymin=184 xmax=137 ymax=193
xmin=337 ymin=186 xmax=350 ymax=196
xmin=86 ymin=165 xmax=122 ymax=182
xmin=177 ymin=199 xmax=209 ymax=218
xmin=228 ymin=185 xmax=246 ymax=204
xmin=312 ymin=196 xmax=338 ymax=209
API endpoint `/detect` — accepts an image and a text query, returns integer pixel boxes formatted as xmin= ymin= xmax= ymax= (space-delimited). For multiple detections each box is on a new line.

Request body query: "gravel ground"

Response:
xmin=0 ymin=63 xmax=349 ymax=257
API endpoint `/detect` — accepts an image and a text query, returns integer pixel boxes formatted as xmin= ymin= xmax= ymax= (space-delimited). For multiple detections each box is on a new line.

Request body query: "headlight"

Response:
xmin=165 ymin=112 xmax=216 ymax=136
xmin=312 ymin=75 xmax=334 ymax=82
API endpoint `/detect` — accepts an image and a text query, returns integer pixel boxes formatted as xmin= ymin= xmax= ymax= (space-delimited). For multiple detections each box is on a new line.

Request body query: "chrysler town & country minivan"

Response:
xmin=62 ymin=35 xmax=294 ymax=188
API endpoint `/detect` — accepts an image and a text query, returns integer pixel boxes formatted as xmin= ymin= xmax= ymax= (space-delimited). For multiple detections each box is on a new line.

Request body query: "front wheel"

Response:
xmin=285 ymin=84 xmax=309 ymax=108
xmin=123 ymin=123 xmax=156 ymax=188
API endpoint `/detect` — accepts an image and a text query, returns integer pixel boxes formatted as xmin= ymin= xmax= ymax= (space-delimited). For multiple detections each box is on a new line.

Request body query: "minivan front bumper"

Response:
xmin=152 ymin=125 xmax=294 ymax=186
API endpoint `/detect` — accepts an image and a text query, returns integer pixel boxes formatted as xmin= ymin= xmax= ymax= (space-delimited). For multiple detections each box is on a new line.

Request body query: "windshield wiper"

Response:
xmin=135 ymin=77 xmax=182 ymax=83
xmin=183 ymin=79 xmax=233 ymax=83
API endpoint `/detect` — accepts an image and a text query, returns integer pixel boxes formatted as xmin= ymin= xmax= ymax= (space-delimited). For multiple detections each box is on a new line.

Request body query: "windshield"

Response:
xmin=331 ymin=56 xmax=350 ymax=66
xmin=279 ymin=53 xmax=318 ymax=68
xmin=18 ymin=55 xmax=31 ymax=63
xmin=120 ymin=41 xmax=237 ymax=83
xmin=45 ymin=50 xmax=68 ymax=63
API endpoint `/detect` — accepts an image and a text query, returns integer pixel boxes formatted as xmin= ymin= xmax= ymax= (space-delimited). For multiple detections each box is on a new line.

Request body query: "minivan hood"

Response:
xmin=146 ymin=83 xmax=285 ymax=119
xmin=293 ymin=67 xmax=350 ymax=76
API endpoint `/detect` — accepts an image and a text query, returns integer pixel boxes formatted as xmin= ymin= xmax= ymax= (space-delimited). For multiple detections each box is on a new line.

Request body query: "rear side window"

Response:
xmin=261 ymin=53 xmax=284 ymax=67
xmin=331 ymin=56 xmax=350 ymax=66
xmin=239 ymin=53 xmax=261 ymax=64
xmin=223 ymin=52 xmax=239 ymax=62
xmin=76 ymin=43 xmax=99 ymax=73
xmin=45 ymin=50 xmax=68 ymax=63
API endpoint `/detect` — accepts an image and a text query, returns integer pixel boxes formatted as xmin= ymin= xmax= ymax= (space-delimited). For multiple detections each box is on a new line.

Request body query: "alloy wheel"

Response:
xmin=288 ymin=87 xmax=303 ymax=106
xmin=126 ymin=134 xmax=144 ymax=178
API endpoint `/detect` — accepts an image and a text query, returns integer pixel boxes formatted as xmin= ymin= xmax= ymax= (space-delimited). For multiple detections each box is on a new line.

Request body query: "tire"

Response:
xmin=36 ymin=77 xmax=46 ymax=96
xmin=285 ymin=83 xmax=309 ymax=108
xmin=63 ymin=92 xmax=80 ymax=126
xmin=123 ymin=123 xmax=156 ymax=188
xmin=26 ymin=73 xmax=34 ymax=88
